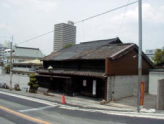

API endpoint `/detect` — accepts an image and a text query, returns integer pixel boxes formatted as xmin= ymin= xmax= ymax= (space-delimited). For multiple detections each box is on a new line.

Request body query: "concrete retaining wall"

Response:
xmin=149 ymin=70 xmax=164 ymax=95
xmin=107 ymin=75 xmax=148 ymax=100
xmin=157 ymin=79 xmax=164 ymax=110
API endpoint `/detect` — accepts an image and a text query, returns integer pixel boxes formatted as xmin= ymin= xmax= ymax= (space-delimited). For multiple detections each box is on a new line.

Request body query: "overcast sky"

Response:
xmin=0 ymin=0 xmax=164 ymax=55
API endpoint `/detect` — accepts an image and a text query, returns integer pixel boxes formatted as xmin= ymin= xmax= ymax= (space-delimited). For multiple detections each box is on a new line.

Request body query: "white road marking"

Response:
xmin=0 ymin=91 xmax=58 ymax=106
xmin=0 ymin=90 xmax=164 ymax=120
xmin=19 ymin=106 xmax=56 ymax=113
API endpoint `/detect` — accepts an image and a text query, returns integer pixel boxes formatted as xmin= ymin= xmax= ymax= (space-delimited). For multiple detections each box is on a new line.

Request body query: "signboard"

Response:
xmin=92 ymin=80 xmax=96 ymax=95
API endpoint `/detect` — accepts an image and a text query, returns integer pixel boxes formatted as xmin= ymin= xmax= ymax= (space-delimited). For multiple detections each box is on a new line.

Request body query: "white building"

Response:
xmin=5 ymin=46 xmax=44 ymax=63
xmin=145 ymin=49 xmax=156 ymax=61
xmin=53 ymin=21 xmax=76 ymax=52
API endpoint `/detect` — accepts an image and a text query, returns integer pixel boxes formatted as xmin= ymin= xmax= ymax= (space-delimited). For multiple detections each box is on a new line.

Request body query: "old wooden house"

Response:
xmin=37 ymin=38 xmax=153 ymax=101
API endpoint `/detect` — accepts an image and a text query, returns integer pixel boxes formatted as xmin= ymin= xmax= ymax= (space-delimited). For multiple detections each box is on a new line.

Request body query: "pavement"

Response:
xmin=114 ymin=94 xmax=156 ymax=109
xmin=0 ymin=88 xmax=136 ymax=112
xmin=0 ymin=88 xmax=163 ymax=117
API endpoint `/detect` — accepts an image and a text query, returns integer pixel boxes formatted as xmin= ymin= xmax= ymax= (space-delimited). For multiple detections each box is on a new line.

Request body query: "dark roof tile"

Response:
xmin=44 ymin=37 xmax=124 ymax=61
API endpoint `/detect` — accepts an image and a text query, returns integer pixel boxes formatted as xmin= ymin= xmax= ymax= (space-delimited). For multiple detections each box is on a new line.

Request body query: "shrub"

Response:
xmin=4 ymin=65 xmax=11 ymax=74
xmin=28 ymin=73 xmax=39 ymax=93
xmin=14 ymin=84 xmax=21 ymax=91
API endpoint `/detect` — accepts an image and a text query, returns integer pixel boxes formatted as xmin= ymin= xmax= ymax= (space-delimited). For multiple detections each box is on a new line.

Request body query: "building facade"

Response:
xmin=53 ymin=21 xmax=76 ymax=52
xmin=38 ymin=38 xmax=153 ymax=101
xmin=0 ymin=44 xmax=6 ymax=64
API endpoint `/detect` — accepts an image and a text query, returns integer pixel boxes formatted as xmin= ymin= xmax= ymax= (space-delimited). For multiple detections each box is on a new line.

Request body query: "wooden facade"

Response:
xmin=43 ymin=60 xmax=105 ymax=72
xmin=37 ymin=60 xmax=106 ymax=98
xmin=105 ymin=50 xmax=151 ymax=76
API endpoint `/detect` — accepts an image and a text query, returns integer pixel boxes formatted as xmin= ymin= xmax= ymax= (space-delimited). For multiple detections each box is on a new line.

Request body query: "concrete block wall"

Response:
xmin=107 ymin=75 xmax=148 ymax=100
xmin=157 ymin=79 xmax=164 ymax=110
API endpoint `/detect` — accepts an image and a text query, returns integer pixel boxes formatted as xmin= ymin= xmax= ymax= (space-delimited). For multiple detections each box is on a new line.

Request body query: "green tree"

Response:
xmin=153 ymin=49 xmax=164 ymax=64
xmin=63 ymin=43 xmax=75 ymax=49
xmin=28 ymin=73 xmax=39 ymax=93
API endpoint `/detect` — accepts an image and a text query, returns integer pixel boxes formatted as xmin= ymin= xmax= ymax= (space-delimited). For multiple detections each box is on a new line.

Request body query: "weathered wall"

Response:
xmin=107 ymin=75 xmax=148 ymax=100
xmin=149 ymin=70 xmax=164 ymax=95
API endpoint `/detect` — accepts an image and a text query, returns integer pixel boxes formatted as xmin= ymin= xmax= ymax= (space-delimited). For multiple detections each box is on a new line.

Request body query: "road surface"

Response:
xmin=0 ymin=91 xmax=164 ymax=124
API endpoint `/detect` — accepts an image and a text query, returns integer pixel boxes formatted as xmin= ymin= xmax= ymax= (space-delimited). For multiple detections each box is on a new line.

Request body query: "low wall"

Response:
xmin=149 ymin=70 xmax=164 ymax=95
xmin=0 ymin=74 xmax=29 ymax=90
xmin=157 ymin=79 xmax=164 ymax=110
xmin=0 ymin=66 xmax=5 ymax=74
xmin=107 ymin=75 xmax=148 ymax=100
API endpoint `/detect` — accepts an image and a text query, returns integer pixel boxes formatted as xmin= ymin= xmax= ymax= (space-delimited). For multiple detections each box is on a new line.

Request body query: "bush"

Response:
xmin=28 ymin=73 xmax=39 ymax=93
xmin=4 ymin=65 xmax=11 ymax=74
xmin=14 ymin=84 xmax=21 ymax=91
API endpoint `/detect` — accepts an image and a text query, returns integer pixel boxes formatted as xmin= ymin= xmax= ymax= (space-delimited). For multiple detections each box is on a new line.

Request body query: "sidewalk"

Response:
xmin=1 ymin=88 xmax=164 ymax=120
xmin=0 ymin=88 xmax=133 ymax=111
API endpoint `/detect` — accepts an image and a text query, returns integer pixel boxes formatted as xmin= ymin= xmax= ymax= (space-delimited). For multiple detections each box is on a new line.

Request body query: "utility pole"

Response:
xmin=9 ymin=36 xmax=13 ymax=90
xmin=137 ymin=0 xmax=142 ymax=112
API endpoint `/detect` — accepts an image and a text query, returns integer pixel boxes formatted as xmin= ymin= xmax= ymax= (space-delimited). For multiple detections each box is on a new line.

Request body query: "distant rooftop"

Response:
xmin=13 ymin=46 xmax=44 ymax=58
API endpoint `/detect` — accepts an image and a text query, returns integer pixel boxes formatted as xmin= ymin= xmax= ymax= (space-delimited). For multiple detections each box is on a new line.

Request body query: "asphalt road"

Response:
xmin=0 ymin=92 xmax=164 ymax=124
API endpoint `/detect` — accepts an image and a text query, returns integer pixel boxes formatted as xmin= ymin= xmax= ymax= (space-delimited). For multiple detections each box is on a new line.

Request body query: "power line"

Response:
xmin=17 ymin=1 xmax=138 ymax=44
xmin=75 ymin=0 xmax=137 ymax=24
xmin=18 ymin=30 xmax=53 ymax=44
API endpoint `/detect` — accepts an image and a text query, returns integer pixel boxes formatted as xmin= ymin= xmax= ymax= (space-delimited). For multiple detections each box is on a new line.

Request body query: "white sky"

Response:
xmin=0 ymin=0 xmax=164 ymax=55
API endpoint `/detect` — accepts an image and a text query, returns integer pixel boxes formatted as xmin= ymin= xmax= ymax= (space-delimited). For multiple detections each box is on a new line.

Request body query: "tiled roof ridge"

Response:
xmin=79 ymin=37 xmax=120 ymax=44
xmin=15 ymin=46 xmax=40 ymax=50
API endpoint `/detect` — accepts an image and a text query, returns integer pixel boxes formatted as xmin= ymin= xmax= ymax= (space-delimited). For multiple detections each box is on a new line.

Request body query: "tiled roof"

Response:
xmin=13 ymin=46 xmax=44 ymax=58
xmin=44 ymin=37 xmax=128 ymax=61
